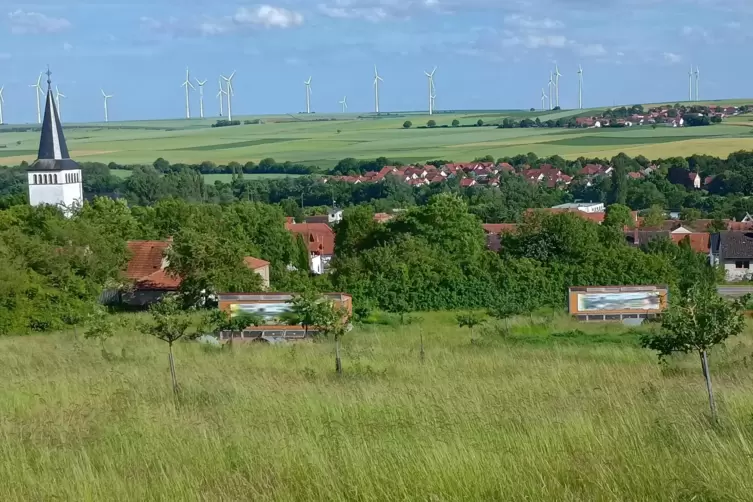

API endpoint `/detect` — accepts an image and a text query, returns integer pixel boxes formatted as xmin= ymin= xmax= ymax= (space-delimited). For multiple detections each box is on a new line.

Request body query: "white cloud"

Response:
xmin=7 ymin=10 xmax=71 ymax=34
xmin=578 ymin=43 xmax=606 ymax=57
xmin=726 ymin=21 xmax=741 ymax=29
xmin=234 ymin=5 xmax=304 ymax=28
xmin=504 ymin=14 xmax=563 ymax=30
xmin=663 ymin=51 xmax=682 ymax=63
xmin=63 ymin=41 xmax=73 ymax=51
xmin=522 ymin=34 xmax=568 ymax=49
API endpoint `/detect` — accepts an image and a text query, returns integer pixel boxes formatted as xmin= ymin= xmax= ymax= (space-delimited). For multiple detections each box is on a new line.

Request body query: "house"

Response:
xmin=710 ymin=232 xmax=753 ymax=281
xmin=628 ymin=171 xmax=644 ymax=180
xmin=459 ymin=178 xmax=476 ymax=188
xmin=551 ymin=202 xmax=605 ymax=213
xmin=117 ymin=240 xmax=271 ymax=306
xmin=373 ymin=212 xmax=394 ymax=223
xmin=305 ymin=207 xmax=343 ymax=225
xmin=482 ymin=223 xmax=518 ymax=252
xmin=285 ymin=222 xmax=335 ymax=274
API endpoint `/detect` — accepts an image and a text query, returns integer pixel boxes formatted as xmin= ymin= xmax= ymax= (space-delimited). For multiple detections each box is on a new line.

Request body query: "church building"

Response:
xmin=27 ymin=70 xmax=82 ymax=216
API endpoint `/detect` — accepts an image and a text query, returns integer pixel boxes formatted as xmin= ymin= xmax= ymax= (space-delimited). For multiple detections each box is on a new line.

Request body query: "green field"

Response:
xmin=1 ymin=312 xmax=752 ymax=500
xmin=1 ymin=102 xmax=752 ymax=168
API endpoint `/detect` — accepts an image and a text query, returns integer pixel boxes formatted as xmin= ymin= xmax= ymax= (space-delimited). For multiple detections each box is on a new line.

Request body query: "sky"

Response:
xmin=0 ymin=0 xmax=750 ymax=123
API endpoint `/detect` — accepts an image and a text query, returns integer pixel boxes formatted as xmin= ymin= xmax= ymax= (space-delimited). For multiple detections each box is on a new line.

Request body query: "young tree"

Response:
xmin=427 ymin=119 xmax=437 ymax=128
xmin=287 ymin=290 xmax=327 ymax=338
xmin=640 ymin=285 xmax=747 ymax=421
xmin=476 ymin=119 xmax=484 ymax=127
xmin=318 ymin=302 xmax=351 ymax=375
xmin=457 ymin=311 xmax=486 ymax=340
xmin=84 ymin=306 xmax=116 ymax=356
xmin=451 ymin=119 xmax=460 ymax=127
xmin=403 ymin=121 xmax=412 ymax=129
xmin=142 ymin=295 xmax=194 ymax=399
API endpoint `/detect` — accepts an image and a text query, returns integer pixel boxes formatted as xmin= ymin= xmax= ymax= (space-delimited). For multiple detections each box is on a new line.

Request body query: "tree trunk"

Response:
xmin=700 ymin=350 xmax=717 ymax=422
xmin=168 ymin=343 xmax=180 ymax=399
xmin=420 ymin=331 xmax=425 ymax=363
xmin=335 ymin=337 xmax=342 ymax=375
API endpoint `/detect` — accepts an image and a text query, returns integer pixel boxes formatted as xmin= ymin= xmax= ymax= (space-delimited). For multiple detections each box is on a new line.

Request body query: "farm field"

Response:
xmin=0 ymin=104 xmax=752 ymax=169
xmin=1 ymin=312 xmax=752 ymax=501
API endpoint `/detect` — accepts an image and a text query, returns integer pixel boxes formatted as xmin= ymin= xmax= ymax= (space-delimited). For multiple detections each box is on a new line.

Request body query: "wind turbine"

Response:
xmin=216 ymin=77 xmax=226 ymax=117
xmin=430 ymin=81 xmax=437 ymax=114
xmin=424 ymin=66 xmax=437 ymax=115
xmin=577 ymin=65 xmax=583 ymax=110
xmin=554 ymin=64 xmax=562 ymax=108
xmin=548 ymin=72 xmax=554 ymax=110
xmin=304 ymin=76 xmax=312 ymax=114
xmin=55 ymin=86 xmax=66 ymax=120
xmin=541 ymin=88 xmax=548 ymax=112
xmin=373 ymin=65 xmax=384 ymax=114
xmin=695 ymin=66 xmax=700 ymax=102
xmin=181 ymin=67 xmax=195 ymax=119
xmin=30 ymin=73 xmax=44 ymax=124
xmin=339 ymin=96 xmax=347 ymax=113
xmin=101 ymin=89 xmax=113 ymax=122
xmin=688 ymin=65 xmax=693 ymax=102
xmin=195 ymin=78 xmax=207 ymax=119
xmin=0 ymin=87 xmax=5 ymax=125
xmin=221 ymin=71 xmax=236 ymax=121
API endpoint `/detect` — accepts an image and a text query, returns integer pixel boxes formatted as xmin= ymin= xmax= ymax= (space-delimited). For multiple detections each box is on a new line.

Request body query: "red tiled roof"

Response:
xmin=460 ymin=178 xmax=476 ymax=187
xmin=373 ymin=213 xmax=393 ymax=223
xmin=125 ymin=240 xmax=171 ymax=281
xmin=286 ymin=223 xmax=335 ymax=256
xmin=670 ymin=233 xmax=710 ymax=253
xmin=244 ymin=257 xmax=270 ymax=270
xmin=482 ymin=223 xmax=518 ymax=234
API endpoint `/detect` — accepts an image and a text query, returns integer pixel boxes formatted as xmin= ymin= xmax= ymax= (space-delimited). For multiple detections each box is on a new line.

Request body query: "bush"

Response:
xmin=427 ymin=120 xmax=437 ymax=128
xmin=452 ymin=119 xmax=460 ymax=127
xmin=476 ymin=119 xmax=484 ymax=127
xmin=403 ymin=121 xmax=413 ymax=129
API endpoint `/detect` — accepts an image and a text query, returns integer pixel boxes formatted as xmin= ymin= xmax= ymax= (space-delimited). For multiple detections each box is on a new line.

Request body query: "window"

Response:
xmin=735 ymin=261 xmax=750 ymax=269
xmin=43 ymin=174 xmax=48 ymax=184
xmin=54 ymin=174 xmax=58 ymax=184
xmin=33 ymin=174 xmax=37 ymax=184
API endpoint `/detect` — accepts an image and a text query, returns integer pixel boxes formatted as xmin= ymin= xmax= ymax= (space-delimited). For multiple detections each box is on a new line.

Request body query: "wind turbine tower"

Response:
xmin=101 ymin=89 xmax=113 ymax=122
xmin=195 ymin=78 xmax=207 ymax=119
xmin=181 ymin=68 xmax=195 ymax=119
xmin=554 ymin=64 xmax=562 ymax=108
xmin=0 ymin=87 xmax=5 ymax=125
xmin=424 ymin=67 xmax=437 ymax=115
xmin=30 ymin=73 xmax=44 ymax=124
xmin=688 ymin=65 xmax=693 ymax=102
xmin=216 ymin=77 xmax=226 ymax=117
xmin=55 ymin=86 xmax=66 ymax=120
xmin=695 ymin=66 xmax=700 ymax=102
xmin=541 ymin=88 xmax=547 ymax=112
xmin=304 ymin=77 xmax=312 ymax=114
xmin=577 ymin=65 xmax=583 ymax=110
xmin=373 ymin=65 xmax=384 ymax=114
xmin=339 ymin=96 xmax=348 ymax=113
xmin=221 ymin=71 xmax=236 ymax=121
xmin=548 ymin=72 xmax=554 ymax=110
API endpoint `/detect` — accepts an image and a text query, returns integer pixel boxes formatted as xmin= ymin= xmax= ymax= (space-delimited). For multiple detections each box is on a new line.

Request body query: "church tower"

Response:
xmin=27 ymin=68 xmax=82 ymax=216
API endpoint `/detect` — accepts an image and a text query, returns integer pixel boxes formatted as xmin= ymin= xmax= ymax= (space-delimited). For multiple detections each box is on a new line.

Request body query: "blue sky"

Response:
xmin=0 ymin=0 xmax=750 ymax=123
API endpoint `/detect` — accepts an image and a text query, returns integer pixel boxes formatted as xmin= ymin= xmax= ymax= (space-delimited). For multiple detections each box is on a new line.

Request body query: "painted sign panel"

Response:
xmin=230 ymin=303 xmax=290 ymax=323
xmin=577 ymin=291 xmax=661 ymax=312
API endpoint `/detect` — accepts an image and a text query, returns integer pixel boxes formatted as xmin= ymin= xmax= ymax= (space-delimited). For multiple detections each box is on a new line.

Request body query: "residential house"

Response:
xmin=688 ymin=172 xmax=701 ymax=189
xmin=482 ymin=223 xmax=518 ymax=252
xmin=710 ymin=232 xmax=753 ymax=281
xmin=285 ymin=222 xmax=335 ymax=274
xmin=373 ymin=212 xmax=394 ymax=223
xmin=459 ymin=178 xmax=476 ymax=188
xmin=116 ymin=240 xmax=270 ymax=306
xmin=305 ymin=207 xmax=343 ymax=226
xmin=551 ymin=202 xmax=605 ymax=213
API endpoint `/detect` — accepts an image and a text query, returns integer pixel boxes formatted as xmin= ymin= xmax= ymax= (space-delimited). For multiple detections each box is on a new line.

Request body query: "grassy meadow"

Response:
xmin=2 ymin=311 xmax=753 ymax=500
xmin=1 ymin=101 xmax=753 ymax=170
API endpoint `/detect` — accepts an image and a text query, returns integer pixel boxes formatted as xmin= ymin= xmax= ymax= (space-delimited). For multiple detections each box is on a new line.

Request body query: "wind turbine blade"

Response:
xmin=229 ymin=70 xmax=236 ymax=79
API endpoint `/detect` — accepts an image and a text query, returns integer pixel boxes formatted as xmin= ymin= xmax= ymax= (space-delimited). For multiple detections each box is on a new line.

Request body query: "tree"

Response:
xmin=206 ymin=309 xmax=263 ymax=335
xmin=403 ymin=121 xmax=412 ymax=129
xmin=451 ymin=119 xmax=460 ymax=127
xmin=317 ymin=301 xmax=352 ymax=375
xmin=457 ymin=311 xmax=485 ymax=340
xmin=640 ymin=286 xmax=747 ymax=421
xmin=287 ymin=290 xmax=327 ymax=338
xmin=680 ymin=207 xmax=702 ymax=225
xmin=294 ymin=233 xmax=311 ymax=273
xmin=84 ymin=306 xmax=116 ymax=356
xmin=427 ymin=120 xmax=437 ymax=128
xmin=604 ymin=204 xmax=633 ymax=229
xmin=476 ymin=119 xmax=484 ymax=127
xmin=641 ymin=205 xmax=666 ymax=229
xmin=141 ymin=296 xmax=194 ymax=399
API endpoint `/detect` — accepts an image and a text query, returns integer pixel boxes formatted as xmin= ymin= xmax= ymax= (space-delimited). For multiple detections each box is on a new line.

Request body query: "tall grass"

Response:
xmin=1 ymin=312 xmax=752 ymax=500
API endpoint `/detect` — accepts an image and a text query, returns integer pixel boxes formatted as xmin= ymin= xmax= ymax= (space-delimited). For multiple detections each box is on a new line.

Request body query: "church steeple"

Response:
xmin=32 ymin=66 xmax=77 ymax=171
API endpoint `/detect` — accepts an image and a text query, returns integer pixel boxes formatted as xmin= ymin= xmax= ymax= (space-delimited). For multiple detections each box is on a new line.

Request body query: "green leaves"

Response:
xmin=641 ymin=285 xmax=747 ymax=357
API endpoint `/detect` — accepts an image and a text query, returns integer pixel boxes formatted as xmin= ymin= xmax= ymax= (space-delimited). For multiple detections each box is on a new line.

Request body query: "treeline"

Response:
xmin=331 ymin=196 xmax=716 ymax=313
xmin=0 ymin=198 xmax=323 ymax=334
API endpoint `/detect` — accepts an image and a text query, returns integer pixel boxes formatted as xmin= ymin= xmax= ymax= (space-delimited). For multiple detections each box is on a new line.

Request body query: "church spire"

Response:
xmin=32 ymin=66 xmax=77 ymax=171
